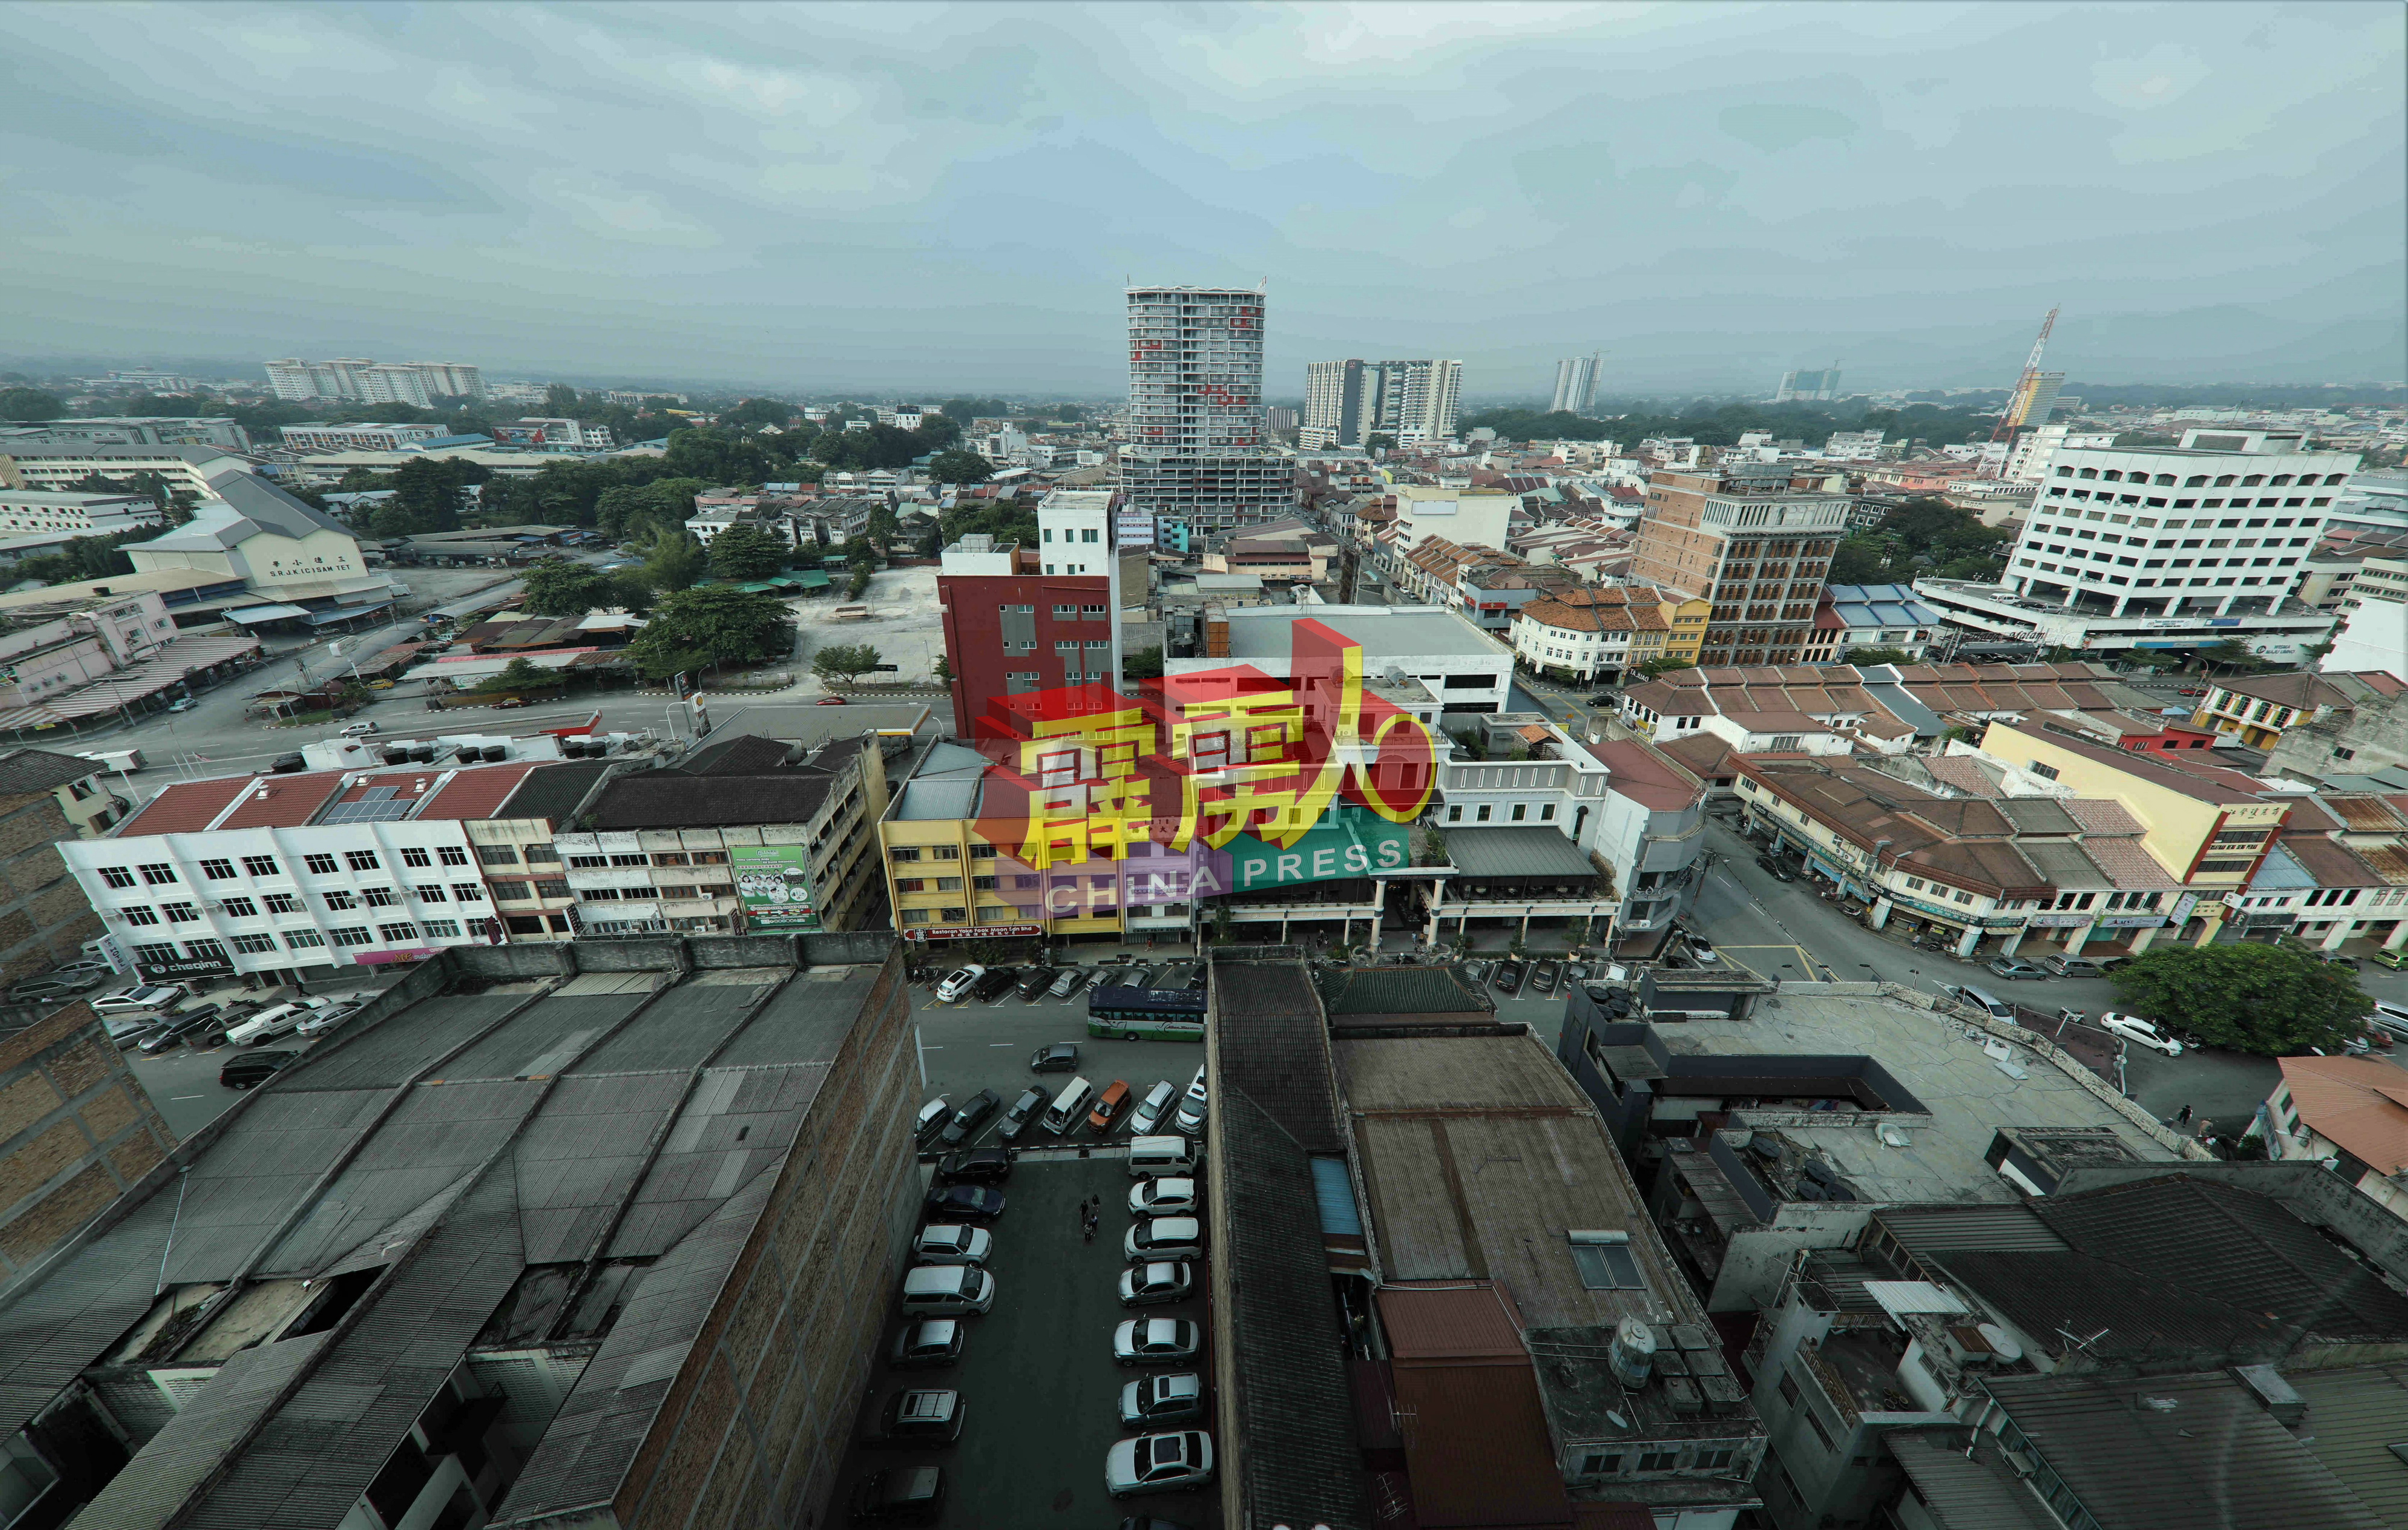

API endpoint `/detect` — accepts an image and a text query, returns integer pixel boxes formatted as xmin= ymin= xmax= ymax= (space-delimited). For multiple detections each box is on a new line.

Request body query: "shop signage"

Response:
xmin=733 ymin=844 xmax=822 ymax=931
xmin=912 ymin=924 xmax=1044 ymax=940
xmin=135 ymin=954 xmax=235 ymax=983
xmin=2170 ymin=892 xmax=2199 ymax=924
xmin=2096 ymin=914 xmax=2166 ymax=930
xmin=2024 ymin=912 xmax=2094 ymax=928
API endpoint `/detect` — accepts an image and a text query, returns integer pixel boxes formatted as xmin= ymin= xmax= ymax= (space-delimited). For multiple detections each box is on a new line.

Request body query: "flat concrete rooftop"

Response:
xmin=1215 ymin=605 xmax=1501 ymax=661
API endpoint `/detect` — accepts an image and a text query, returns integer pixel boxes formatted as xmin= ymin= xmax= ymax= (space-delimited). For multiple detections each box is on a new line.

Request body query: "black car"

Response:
xmin=1029 ymin=1043 xmax=1081 ymax=1074
xmin=861 ymin=1389 xmax=966 ymax=1449
xmin=219 ymin=1050 xmax=296 ymax=1090
xmin=1014 ymin=966 xmax=1058 ymax=1001
xmin=138 ymin=1004 xmax=223 ymax=1055
xmin=268 ymin=752 xmax=306 ymax=774
xmin=923 ymin=1184 xmax=1006 ymax=1222
xmin=891 ymin=1319 xmax=964 ymax=1369
xmin=995 ymin=1086 xmax=1047 ymax=1142
xmin=849 ymin=1466 xmax=944 ymax=1525
xmin=937 ymin=1090 xmax=1001 ymax=1148
xmin=970 ymin=967 xmax=1019 ymax=1003
xmin=1587 ymin=691 xmax=1618 ymax=706
xmin=1755 ymin=854 xmax=1796 ymax=882
xmin=935 ymin=1148 xmax=1013 ymax=1185
xmin=1493 ymin=961 xmax=1526 ymax=995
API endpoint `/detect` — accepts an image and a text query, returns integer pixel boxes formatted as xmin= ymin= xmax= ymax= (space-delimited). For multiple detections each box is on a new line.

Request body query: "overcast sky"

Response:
xmin=3 ymin=2 xmax=2401 ymax=397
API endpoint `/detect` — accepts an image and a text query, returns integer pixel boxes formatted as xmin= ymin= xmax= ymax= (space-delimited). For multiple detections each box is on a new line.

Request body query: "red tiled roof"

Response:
xmin=420 ymin=763 xmax=539 ymax=820
xmin=211 ymin=771 xmax=350 ymax=830
xmin=2280 ymin=1056 xmax=2408 ymax=1175
xmin=2062 ymin=797 xmax=2145 ymax=834
xmin=1584 ymin=740 xmax=1703 ymax=811
xmin=114 ymin=777 xmax=255 ymax=836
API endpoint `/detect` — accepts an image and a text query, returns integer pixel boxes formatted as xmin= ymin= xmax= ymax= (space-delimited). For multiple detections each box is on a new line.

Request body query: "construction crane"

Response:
xmin=1990 ymin=306 xmax=2061 ymax=443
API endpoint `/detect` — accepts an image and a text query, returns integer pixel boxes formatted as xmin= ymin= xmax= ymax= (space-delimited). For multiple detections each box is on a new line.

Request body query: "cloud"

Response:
xmin=0 ymin=0 xmax=2398 ymax=392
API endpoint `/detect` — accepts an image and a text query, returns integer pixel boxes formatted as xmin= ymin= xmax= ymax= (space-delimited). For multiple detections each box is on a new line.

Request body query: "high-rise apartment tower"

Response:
xmin=1302 ymin=359 xmax=1463 ymax=449
xmin=1551 ymin=355 xmax=1600 ymax=415
xmin=1122 ymin=287 xmax=1287 ymax=534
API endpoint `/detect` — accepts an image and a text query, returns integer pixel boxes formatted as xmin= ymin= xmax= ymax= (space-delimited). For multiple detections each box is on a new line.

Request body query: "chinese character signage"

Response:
xmin=732 ymin=844 xmax=823 ymax=931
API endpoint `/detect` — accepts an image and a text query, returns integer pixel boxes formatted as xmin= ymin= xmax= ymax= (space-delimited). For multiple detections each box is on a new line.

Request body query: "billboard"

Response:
xmin=732 ymin=845 xmax=824 ymax=931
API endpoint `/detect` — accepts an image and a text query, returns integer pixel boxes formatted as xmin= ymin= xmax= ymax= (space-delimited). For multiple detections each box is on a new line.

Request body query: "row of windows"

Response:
xmin=2055 ymin=465 xmax=2346 ymax=487
xmin=1445 ymin=802 xmax=1558 ymax=824
xmin=129 ymin=918 xmax=462 ymax=963
xmin=115 ymin=881 xmax=485 ymax=926
xmin=96 ymin=845 xmax=471 ymax=890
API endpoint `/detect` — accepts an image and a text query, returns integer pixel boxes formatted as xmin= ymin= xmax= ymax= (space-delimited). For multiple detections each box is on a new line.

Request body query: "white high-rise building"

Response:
xmin=262 ymin=358 xmax=483 ymax=405
xmin=1302 ymin=359 xmax=1367 ymax=449
xmin=2002 ymin=429 xmax=2360 ymax=620
xmin=1774 ymin=367 xmax=1843 ymax=403
xmin=1550 ymin=355 xmax=1600 ymax=415
xmin=1303 ymin=358 xmax=1463 ymax=448
xmin=1122 ymin=285 xmax=1288 ymax=533
xmin=1379 ymin=359 xmax=1463 ymax=446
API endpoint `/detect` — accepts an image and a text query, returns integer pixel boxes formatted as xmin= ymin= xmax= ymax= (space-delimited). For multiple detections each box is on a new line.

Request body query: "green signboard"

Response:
xmin=731 ymin=844 xmax=823 ymax=931
xmin=1224 ymin=812 xmax=1410 ymax=892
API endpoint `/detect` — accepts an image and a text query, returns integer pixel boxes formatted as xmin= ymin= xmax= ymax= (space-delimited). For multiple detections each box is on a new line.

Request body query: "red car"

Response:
xmin=2178 ymin=688 xmax=2204 ymax=696
xmin=495 ymin=697 xmax=529 ymax=709
xmin=816 ymin=695 xmax=848 ymax=706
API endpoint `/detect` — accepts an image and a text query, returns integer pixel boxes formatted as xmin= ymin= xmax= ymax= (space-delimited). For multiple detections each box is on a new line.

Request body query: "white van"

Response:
xmin=1944 ymin=984 xmax=2015 ymax=1023
xmin=1041 ymin=1076 xmax=1096 ymax=1136
xmin=899 ymin=1264 xmax=995 ymax=1317
xmin=2369 ymin=1000 xmax=2408 ymax=1040
xmin=1128 ymin=1135 xmax=1197 ymax=1178
xmin=340 ymin=721 xmax=379 ymax=738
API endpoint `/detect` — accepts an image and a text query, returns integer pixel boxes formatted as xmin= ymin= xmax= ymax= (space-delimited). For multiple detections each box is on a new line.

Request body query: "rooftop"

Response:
xmin=1215 ymin=603 xmax=1503 ymax=661
xmin=2277 ymin=1054 xmax=2408 ymax=1174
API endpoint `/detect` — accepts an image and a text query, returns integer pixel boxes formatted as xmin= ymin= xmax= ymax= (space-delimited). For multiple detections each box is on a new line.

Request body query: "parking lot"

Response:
xmin=101 ymin=976 xmax=391 ymax=1139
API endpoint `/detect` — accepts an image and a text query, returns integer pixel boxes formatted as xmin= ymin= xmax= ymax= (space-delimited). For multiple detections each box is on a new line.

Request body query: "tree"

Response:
xmin=926 ymin=449 xmax=995 ymax=484
xmin=2203 ymin=638 xmax=2271 ymax=674
xmin=933 ymin=655 xmax=953 ymax=685
xmin=1637 ymin=655 xmax=1695 ymax=679
xmin=1123 ymin=645 xmax=1165 ymax=681
xmin=2108 ymin=941 xmax=2370 ymax=1056
xmin=0 ymin=388 xmax=63 ymax=421
xmin=721 ymin=396 xmax=796 ymax=429
xmin=642 ymin=529 xmax=707 ymax=592
xmin=544 ymin=383 xmax=583 ymax=415
xmin=866 ymin=501 xmax=901 ymax=549
xmin=846 ymin=564 xmax=872 ymax=600
xmin=625 ymin=586 xmax=793 ymax=680
xmin=707 ymin=523 xmax=787 ymax=581
xmin=1365 ymin=433 xmax=1397 ymax=450
xmin=1845 ymin=645 xmax=1914 ymax=667
xmin=520 ymin=559 xmax=622 ymax=617
xmin=474 ymin=658 xmax=559 ymax=694
xmin=810 ymin=642 xmax=885 ymax=686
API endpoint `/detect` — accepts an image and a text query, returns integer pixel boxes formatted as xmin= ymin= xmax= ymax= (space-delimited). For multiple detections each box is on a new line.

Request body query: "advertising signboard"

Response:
xmin=135 ymin=954 xmax=235 ymax=983
xmin=731 ymin=845 xmax=823 ymax=931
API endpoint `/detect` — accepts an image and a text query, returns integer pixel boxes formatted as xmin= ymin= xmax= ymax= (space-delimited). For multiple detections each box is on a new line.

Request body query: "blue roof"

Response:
xmin=1826 ymin=583 xmax=1920 ymax=602
xmin=396 ymin=434 xmax=497 ymax=452
xmin=2245 ymin=844 xmax=2318 ymax=892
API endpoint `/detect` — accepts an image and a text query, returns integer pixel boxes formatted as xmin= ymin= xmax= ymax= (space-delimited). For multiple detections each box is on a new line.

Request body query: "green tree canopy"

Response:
xmin=2107 ymin=941 xmax=2371 ymax=1056
xmin=720 ymin=397 xmax=796 ymax=429
xmin=0 ymin=388 xmax=64 ymax=421
xmin=626 ymin=586 xmax=794 ymax=680
xmin=706 ymin=522 xmax=788 ymax=580
xmin=1636 ymin=655 xmax=1695 ymax=679
xmin=1844 ymin=646 xmax=1914 ymax=667
xmin=642 ymin=529 xmax=707 ymax=592
xmin=810 ymin=642 xmax=885 ymax=686
xmin=866 ymin=501 xmax=901 ymax=548
xmin=474 ymin=657 xmax=560 ymax=694
xmin=543 ymin=383 xmax=583 ymax=415
xmin=520 ymin=559 xmax=622 ymax=617
xmin=365 ymin=456 xmax=486 ymax=539
xmin=926 ymin=448 xmax=995 ymax=484
xmin=1123 ymin=644 xmax=1165 ymax=681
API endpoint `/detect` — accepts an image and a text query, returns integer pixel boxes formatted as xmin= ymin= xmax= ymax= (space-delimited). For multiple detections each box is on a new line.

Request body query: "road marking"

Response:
xmin=922 ymin=1045 xmax=943 ymax=1050
xmin=171 ymin=1095 xmax=204 ymax=1100
xmin=990 ymin=1042 xmax=1012 ymax=1046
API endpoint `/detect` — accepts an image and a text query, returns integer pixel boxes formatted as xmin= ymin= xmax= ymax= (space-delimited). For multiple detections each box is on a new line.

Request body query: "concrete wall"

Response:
xmin=448 ymin=931 xmax=893 ymax=983
xmin=0 ymin=1000 xmax=178 ymax=1296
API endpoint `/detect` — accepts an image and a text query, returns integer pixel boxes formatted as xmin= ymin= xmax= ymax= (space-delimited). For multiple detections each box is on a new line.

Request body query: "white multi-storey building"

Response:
xmin=1302 ymin=359 xmax=1463 ymax=448
xmin=1123 ymin=285 xmax=1288 ymax=535
xmin=278 ymin=421 xmax=450 ymax=453
xmin=2003 ymin=423 xmax=2117 ymax=483
xmin=0 ymin=492 xmax=166 ymax=540
xmin=262 ymin=358 xmax=484 ymax=404
xmin=1550 ymin=355 xmax=1599 ymax=415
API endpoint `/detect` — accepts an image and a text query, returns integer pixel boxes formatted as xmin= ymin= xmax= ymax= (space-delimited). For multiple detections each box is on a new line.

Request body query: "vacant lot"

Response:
xmin=793 ymin=567 xmax=943 ymax=685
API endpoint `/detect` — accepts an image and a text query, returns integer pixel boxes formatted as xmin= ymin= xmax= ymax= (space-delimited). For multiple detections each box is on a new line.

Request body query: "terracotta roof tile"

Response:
xmin=2280 ymin=1056 xmax=2408 ymax=1174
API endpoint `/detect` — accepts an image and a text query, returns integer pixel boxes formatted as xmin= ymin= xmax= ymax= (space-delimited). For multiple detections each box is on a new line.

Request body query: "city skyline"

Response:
xmin=1 ymin=4 xmax=2400 ymax=393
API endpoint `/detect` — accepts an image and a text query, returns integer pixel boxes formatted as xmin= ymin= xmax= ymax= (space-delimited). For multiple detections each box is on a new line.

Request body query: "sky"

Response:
xmin=2 ymin=2 xmax=2403 ymax=398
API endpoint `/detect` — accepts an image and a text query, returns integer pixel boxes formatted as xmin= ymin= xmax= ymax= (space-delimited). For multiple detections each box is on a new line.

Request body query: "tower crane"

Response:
xmin=1990 ymin=306 xmax=2060 ymax=443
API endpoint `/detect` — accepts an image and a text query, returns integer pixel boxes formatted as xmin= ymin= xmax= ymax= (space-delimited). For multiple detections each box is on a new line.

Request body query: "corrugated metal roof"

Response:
xmin=1445 ymin=826 xmax=1597 ymax=879
xmin=64 ymin=1332 xmax=332 ymax=1530
xmin=1877 ymin=1204 xmax=2065 ymax=1257
xmin=1212 ymin=962 xmax=1345 ymax=1154
xmin=1378 ymin=1282 xmax=1525 ymax=1361
xmin=1887 ymin=1432 xmax=2058 ymax=1530
xmin=2288 ymin=1363 xmax=2408 ymax=1527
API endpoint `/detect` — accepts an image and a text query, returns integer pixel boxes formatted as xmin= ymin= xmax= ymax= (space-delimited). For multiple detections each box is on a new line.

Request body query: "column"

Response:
xmin=2108 ymin=594 xmax=2130 ymax=618
xmin=1869 ymin=898 xmax=1893 ymax=931
xmin=2061 ymin=586 xmax=2081 ymax=609
xmin=2383 ymin=919 xmax=2408 ymax=953
xmin=1954 ymin=924 xmax=1981 ymax=959
xmin=2002 ymin=925 xmax=2028 ymax=957
xmin=2321 ymin=918 xmax=2353 ymax=953
xmin=2064 ymin=918 xmax=2094 ymax=955
xmin=1339 ymin=916 xmax=1351 ymax=949
xmin=2214 ymin=592 xmax=2238 ymax=617
xmin=1279 ymin=916 xmax=1289 ymax=945
xmin=2129 ymin=924 xmax=2159 ymax=954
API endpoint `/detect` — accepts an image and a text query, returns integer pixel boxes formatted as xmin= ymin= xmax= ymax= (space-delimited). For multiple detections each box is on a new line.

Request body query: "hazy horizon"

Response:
xmin=4 ymin=3 xmax=2403 ymax=396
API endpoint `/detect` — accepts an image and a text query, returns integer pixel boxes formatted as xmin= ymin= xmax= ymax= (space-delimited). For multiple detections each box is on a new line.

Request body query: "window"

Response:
xmin=568 ymin=854 xmax=610 ymax=868
xmin=231 ymin=933 xmax=279 ymax=954
xmin=935 ymin=877 xmax=963 ymax=892
xmin=1541 ymin=803 xmax=1556 ymax=821
xmin=139 ymin=862 xmax=178 ymax=885
xmin=901 ymin=908 xmax=931 ymax=924
xmin=1638 ymin=1451 xmax=1679 ymax=1473
xmin=119 ymin=905 xmax=161 ymax=926
xmin=323 ymin=891 xmax=358 ymax=910
xmin=1578 ymin=1453 xmax=1623 ymax=1476
xmin=581 ymin=887 xmax=622 ymax=901
xmin=606 ymin=853 xmax=646 ymax=866
xmin=377 ymin=922 xmax=419 ymax=943
xmin=131 ymin=942 xmax=179 ymax=965
xmin=1802 ymin=1407 xmax=1837 ymax=1455
xmin=220 ymin=895 xmax=259 ymax=918
xmin=453 ymin=882 xmax=487 ymax=901
xmin=690 ymin=850 xmax=727 ymax=865
xmin=1477 ymin=804 xmax=1492 ymax=822
xmin=889 ymin=847 xmax=922 ymax=862
xmin=99 ymin=866 xmax=136 ymax=889
xmin=1779 ymin=1373 xmax=1801 ymax=1408
xmin=160 ymin=902 xmax=199 ymax=924
xmin=523 ymin=843 xmax=560 ymax=863
xmin=303 ymin=853 xmax=340 ymax=875
xmin=534 ymin=879 xmax=570 ymax=898
xmin=362 ymin=887 xmax=400 ymax=907
xmin=284 ymin=929 xmax=326 ymax=951
xmin=423 ymin=919 xmax=462 ymax=939
xmin=182 ymin=938 xmax=227 ymax=962
xmin=198 ymin=858 xmax=236 ymax=880
xmin=1696 ymin=1448 xmax=1734 ymax=1472
xmin=1568 ymin=1233 xmax=1643 ymax=1289
xmin=328 ymin=927 xmax=374 ymax=948
xmin=656 ymin=884 xmax=698 ymax=901
xmin=263 ymin=892 xmax=303 ymax=915
xmin=2029 ymin=762 xmax=2059 ymax=780
xmin=1448 ymin=805 xmax=1463 ymax=822
xmin=1769 ymin=735 xmax=1802 ymax=752
xmin=241 ymin=854 xmax=280 ymax=877
xmin=968 ymin=844 xmax=997 ymax=860
xmin=438 ymin=845 xmax=470 ymax=866
xmin=931 ymin=845 xmax=960 ymax=860
xmin=651 ymin=851 xmax=689 ymax=866
xmin=344 ymin=851 xmax=380 ymax=872
xmin=411 ymin=883 xmax=448 ymax=903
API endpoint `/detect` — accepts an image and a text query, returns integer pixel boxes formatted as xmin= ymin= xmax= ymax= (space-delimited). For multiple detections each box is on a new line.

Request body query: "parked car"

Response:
xmin=135 ymin=1004 xmax=221 ymax=1054
xmin=1683 ymin=933 xmax=1718 ymax=963
xmin=1462 ymin=959 xmax=1493 ymax=986
xmin=913 ymin=1224 xmax=992 ymax=1265
xmin=934 ymin=965 xmax=984 ymax=1003
xmin=1987 ymin=957 xmax=2049 ymax=980
xmin=1089 ymin=1080 xmax=1132 ymax=1133
xmin=914 ymin=1096 xmax=952 ymax=1143
xmin=51 ymin=959 xmax=112 ymax=984
xmin=1492 ymin=962 xmax=1525 ymax=995
xmin=1125 ymin=1216 xmax=1204 ymax=1261
xmin=1755 ymin=854 xmax=1795 ymax=882
xmin=970 ymin=968 xmax=1019 ymax=1003
xmin=92 ymin=984 xmax=182 ymax=1016
xmin=861 ymin=1390 xmax=966 ymax=1449
xmin=219 ymin=1050 xmax=297 ymax=1090
xmin=1121 ymin=965 xmax=1160 ymax=990
xmin=1129 ymin=1177 xmax=1200 ymax=1217
xmin=1587 ymin=692 xmax=1618 ymax=705
xmin=291 ymin=1002 xmax=361 ymax=1038
xmin=815 ymin=695 xmax=849 ymax=707
xmin=1113 ymin=1317 xmax=1202 ymax=1367
xmin=2099 ymin=1012 xmax=2184 ymax=1057
xmin=1119 ymin=1260 xmax=1194 ymax=1307
xmin=1128 ymin=1080 xmax=1178 ymax=1136
xmin=890 ymin=1318 xmax=965 ymax=1370
xmin=1106 ymin=1432 xmax=1214 ymax=1499
xmin=996 ymin=1086 xmax=1048 ymax=1142
xmin=166 ymin=697 xmax=194 ymax=713
xmin=938 ymin=1090 xmax=1001 ymax=1148
xmin=10 ymin=977 xmax=92 ymax=1005
xmin=2319 ymin=951 xmax=2363 ymax=971
xmin=936 ymin=1148 xmax=1013 ymax=1184
xmin=1047 ymin=966 xmax=1090 ymax=1000
xmin=1119 ymin=1372 xmax=1206 ymax=1429
xmin=2035 ymin=952 xmax=2111 ymax=978
xmin=1030 ymin=1043 xmax=1081 ymax=1074
xmin=101 ymin=1015 xmax=157 ymax=1048
xmin=923 ymin=1185 xmax=1006 ymax=1222
xmin=1531 ymin=960 xmax=1562 ymax=994
xmin=1014 ymin=966 xmax=1058 ymax=1001
xmin=1172 ymin=1068 xmax=1208 ymax=1134
xmin=2375 ymin=949 xmax=2408 ymax=972
xmin=225 ymin=998 xmax=330 ymax=1048
xmin=2179 ymin=686 xmax=2205 ymax=696
xmin=849 ymin=1466 xmax=943 ymax=1525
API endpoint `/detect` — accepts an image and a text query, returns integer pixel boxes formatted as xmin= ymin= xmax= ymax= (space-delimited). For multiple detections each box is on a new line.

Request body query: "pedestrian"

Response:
xmin=2175 ymin=1103 xmax=2193 ymax=1126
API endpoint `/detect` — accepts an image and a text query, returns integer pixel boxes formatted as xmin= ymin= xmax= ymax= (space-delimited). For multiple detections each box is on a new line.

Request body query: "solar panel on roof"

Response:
xmin=320 ymin=799 xmax=412 ymax=825
xmin=363 ymin=786 xmax=399 ymax=801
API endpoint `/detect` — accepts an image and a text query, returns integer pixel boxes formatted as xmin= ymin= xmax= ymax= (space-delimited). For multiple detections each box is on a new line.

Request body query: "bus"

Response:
xmin=1086 ymin=983 xmax=1206 ymax=1043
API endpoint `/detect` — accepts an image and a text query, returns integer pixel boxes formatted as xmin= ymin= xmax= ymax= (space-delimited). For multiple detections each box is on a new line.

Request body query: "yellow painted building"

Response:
xmin=877 ymin=741 xmax=1128 ymax=944
xmin=1656 ymin=590 xmax=1711 ymax=665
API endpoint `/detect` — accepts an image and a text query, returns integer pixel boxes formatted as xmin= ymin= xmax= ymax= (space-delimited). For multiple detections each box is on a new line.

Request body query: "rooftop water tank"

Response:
xmin=1609 ymin=1316 xmax=1656 ymax=1390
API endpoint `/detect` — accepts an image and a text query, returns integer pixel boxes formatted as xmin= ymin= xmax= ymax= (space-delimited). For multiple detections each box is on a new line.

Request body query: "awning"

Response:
xmin=305 ymin=602 xmax=392 ymax=624
xmin=226 ymin=603 xmax=310 ymax=623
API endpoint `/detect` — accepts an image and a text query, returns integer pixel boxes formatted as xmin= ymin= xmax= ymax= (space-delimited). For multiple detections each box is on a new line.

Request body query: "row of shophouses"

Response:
xmin=1729 ymin=712 xmax=2408 ymax=962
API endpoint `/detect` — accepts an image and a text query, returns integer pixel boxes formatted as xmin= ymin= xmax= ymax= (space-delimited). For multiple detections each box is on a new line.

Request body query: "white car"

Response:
xmin=1172 ymin=1068 xmax=1208 ymax=1135
xmin=2099 ymin=1012 xmax=2183 ymax=1057
xmin=292 ymin=1003 xmax=361 ymax=1038
xmin=92 ymin=984 xmax=182 ymax=1016
xmin=914 ymin=1224 xmax=993 ymax=1265
xmin=1125 ymin=1216 xmax=1204 ymax=1262
xmin=1129 ymin=1177 xmax=1200 ymax=1217
xmin=225 ymin=998 xmax=330 ymax=1048
xmin=934 ymin=965 xmax=984 ymax=1004
xmin=1128 ymin=1080 xmax=1178 ymax=1137
xmin=1106 ymin=1430 xmax=1215 ymax=1498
